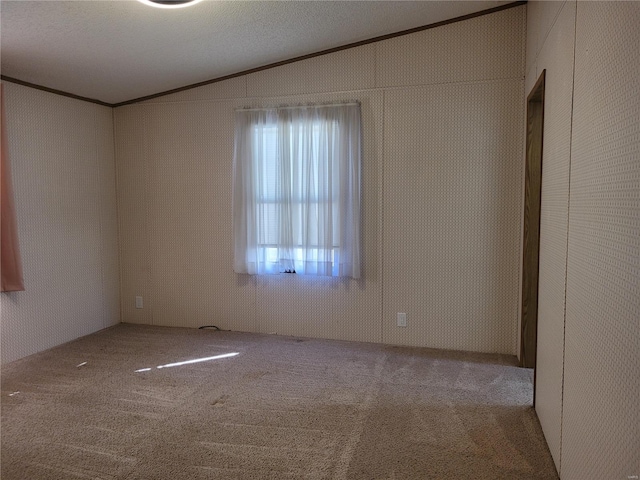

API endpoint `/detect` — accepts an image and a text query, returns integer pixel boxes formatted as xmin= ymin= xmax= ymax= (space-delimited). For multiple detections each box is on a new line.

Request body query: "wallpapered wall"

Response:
xmin=525 ymin=0 xmax=574 ymax=470
xmin=527 ymin=1 xmax=640 ymax=478
xmin=114 ymin=5 xmax=526 ymax=354
xmin=0 ymin=82 xmax=120 ymax=364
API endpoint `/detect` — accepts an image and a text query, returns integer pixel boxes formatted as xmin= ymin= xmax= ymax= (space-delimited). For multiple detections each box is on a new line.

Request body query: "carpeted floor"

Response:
xmin=1 ymin=324 xmax=559 ymax=479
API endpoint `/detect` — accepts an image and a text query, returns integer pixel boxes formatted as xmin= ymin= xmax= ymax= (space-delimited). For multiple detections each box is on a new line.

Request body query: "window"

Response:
xmin=232 ymin=103 xmax=361 ymax=278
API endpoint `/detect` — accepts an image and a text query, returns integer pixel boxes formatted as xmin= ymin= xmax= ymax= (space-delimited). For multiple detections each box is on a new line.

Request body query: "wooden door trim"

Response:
xmin=521 ymin=70 xmax=546 ymax=406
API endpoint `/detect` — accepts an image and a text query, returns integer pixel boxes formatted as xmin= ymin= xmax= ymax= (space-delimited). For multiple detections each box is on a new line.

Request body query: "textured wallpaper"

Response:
xmin=562 ymin=2 xmax=640 ymax=478
xmin=526 ymin=0 xmax=576 ymax=469
xmin=115 ymin=5 xmax=527 ymax=354
xmin=0 ymin=82 xmax=120 ymax=364
xmin=527 ymin=1 xmax=640 ymax=478
xmin=382 ymin=80 xmax=523 ymax=353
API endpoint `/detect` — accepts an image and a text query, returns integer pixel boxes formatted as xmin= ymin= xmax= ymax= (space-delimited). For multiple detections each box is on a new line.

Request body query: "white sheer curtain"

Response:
xmin=233 ymin=103 xmax=361 ymax=278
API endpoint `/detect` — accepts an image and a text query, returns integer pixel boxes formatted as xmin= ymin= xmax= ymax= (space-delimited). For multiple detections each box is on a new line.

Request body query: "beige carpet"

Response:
xmin=1 ymin=324 xmax=558 ymax=479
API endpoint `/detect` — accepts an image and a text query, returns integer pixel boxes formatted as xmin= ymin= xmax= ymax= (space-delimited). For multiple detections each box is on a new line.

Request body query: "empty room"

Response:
xmin=1 ymin=1 xmax=638 ymax=479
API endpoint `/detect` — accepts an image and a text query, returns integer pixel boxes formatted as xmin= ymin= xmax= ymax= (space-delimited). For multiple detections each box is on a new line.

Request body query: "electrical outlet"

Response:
xmin=397 ymin=312 xmax=407 ymax=327
xmin=135 ymin=296 xmax=143 ymax=309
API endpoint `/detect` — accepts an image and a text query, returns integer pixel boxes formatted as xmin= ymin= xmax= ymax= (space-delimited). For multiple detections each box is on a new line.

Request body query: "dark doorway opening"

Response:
xmin=520 ymin=70 xmax=546 ymax=398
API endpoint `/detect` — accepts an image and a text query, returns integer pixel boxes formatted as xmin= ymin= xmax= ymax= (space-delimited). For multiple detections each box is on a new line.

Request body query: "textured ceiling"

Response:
xmin=1 ymin=0 xmax=511 ymax=105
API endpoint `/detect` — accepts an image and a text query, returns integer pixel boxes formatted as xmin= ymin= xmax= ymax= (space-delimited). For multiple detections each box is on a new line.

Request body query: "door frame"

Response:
xmin=520 ymin=70 xmax=546 ymax=405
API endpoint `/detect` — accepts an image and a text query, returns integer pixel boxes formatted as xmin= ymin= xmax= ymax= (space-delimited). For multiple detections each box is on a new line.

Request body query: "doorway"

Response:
xmin=520 ymin=70 xmax=545 ymax=380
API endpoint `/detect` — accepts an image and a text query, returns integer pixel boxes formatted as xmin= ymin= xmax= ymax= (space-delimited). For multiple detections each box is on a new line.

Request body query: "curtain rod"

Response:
xmin=236 ymin=102 xmax=359 ymax=112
